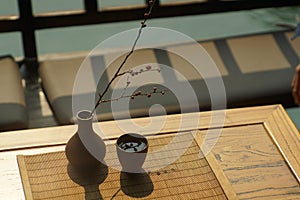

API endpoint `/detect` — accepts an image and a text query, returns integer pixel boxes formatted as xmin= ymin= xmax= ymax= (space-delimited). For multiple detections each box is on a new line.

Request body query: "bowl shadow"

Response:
xmin=120 ymin=169 xmax=154 ymax=198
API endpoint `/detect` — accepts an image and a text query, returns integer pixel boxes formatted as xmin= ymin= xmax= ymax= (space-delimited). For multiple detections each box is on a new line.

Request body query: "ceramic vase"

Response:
xmin=65 ymin=110 xmax=106 ymax=171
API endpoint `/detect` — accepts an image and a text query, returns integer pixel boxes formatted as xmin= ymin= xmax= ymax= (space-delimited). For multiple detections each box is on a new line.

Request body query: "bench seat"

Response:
xmin=39 ymin=30 xmax=299 ymax=125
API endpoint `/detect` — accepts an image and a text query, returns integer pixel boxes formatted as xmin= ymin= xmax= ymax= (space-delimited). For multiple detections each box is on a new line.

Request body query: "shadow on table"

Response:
xmin=120 ymin=169 xmax=154 ymax=198
xmin=67 ymin=162 xmax=108 ymax=200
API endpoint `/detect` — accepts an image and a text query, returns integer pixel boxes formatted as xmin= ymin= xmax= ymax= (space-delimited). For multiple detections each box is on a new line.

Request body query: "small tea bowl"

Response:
xmin=116 ymin=133 xmax=148 ymax=173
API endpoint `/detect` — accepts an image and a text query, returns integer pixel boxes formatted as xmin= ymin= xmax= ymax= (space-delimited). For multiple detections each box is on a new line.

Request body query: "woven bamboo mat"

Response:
xmin=17 ymin=133 xmax=227 ymax=200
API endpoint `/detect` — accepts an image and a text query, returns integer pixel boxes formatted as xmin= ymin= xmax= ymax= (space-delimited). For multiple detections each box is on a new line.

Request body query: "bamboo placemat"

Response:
xmin=17 ymin=133 xmax=228 ymax=200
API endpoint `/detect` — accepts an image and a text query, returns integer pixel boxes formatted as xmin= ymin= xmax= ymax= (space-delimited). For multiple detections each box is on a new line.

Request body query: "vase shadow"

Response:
xmin=120 ymin=169 xmax=154 ymax=198
xmin=67 ymin=162 xmax=108 ymax=200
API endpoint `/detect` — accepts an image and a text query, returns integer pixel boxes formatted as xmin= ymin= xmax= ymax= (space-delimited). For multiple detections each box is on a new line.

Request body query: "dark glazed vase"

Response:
xmin=65 ymin=110 xmax=106 ymax=171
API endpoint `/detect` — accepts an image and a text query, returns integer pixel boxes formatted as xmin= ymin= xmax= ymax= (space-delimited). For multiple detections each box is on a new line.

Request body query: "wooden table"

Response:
xmin=0 ymin=105 xmax=299 ymax=199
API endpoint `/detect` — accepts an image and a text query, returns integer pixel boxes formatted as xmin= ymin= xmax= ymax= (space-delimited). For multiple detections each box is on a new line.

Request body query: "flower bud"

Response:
xmin=141 ymin=21 xmax=147 ymax=28
xmin=136 ymin=91 xmax=142 ymax=95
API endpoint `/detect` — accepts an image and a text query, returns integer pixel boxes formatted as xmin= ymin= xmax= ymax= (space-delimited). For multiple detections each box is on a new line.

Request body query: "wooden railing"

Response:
xmin=1 ymin=0 xmax=300 ymax=76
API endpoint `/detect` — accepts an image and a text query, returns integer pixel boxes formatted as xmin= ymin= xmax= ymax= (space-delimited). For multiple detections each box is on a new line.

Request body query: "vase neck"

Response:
xmin=78 ymin=118 xmax=93 ymax=134
xmin=76 ymin=110 xmax=94 ymax=135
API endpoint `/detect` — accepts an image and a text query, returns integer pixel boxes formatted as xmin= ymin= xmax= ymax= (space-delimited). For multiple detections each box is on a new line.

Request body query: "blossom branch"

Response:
xmin=91 ymin=0 xmax=157 ymax=114
xmin=99 ymin=87 xmax=166 ymax=104
xmin=116 ymin=65 xmax=161 ymax=77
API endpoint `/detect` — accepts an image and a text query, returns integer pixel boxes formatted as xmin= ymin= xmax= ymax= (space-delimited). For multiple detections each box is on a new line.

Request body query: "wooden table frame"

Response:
xmin=0 ymin=104 xmax=299 ymax=199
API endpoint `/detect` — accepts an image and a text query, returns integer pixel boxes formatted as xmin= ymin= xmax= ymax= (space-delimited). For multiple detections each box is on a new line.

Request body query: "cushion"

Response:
xmin=0 ymin=56 xmax=28 ymax=131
